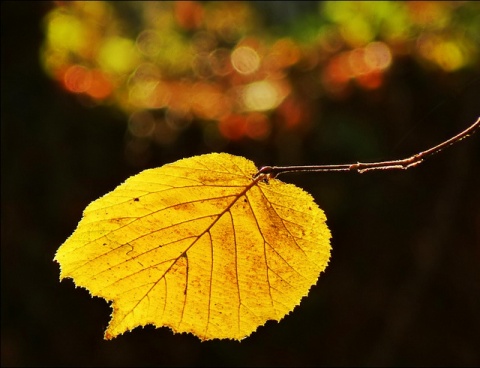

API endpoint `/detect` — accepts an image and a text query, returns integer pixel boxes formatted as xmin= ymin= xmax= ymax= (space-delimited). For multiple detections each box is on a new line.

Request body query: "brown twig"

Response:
xmin=255 ymin=117 xmax=480 ymax=179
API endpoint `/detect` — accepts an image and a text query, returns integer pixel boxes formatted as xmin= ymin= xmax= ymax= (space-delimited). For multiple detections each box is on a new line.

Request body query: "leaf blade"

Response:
xmin=55 ymin=153 xmax=331 ymax=341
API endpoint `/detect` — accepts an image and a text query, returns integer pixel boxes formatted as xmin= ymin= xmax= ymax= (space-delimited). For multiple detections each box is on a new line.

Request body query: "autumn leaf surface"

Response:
xmin=54 ymin=153 xmax=331 ymax=341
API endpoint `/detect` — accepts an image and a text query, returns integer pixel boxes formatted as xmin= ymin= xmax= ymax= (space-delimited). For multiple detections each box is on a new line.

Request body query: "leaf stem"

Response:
xmin=255 ymin=117 xmax=480 ymax=179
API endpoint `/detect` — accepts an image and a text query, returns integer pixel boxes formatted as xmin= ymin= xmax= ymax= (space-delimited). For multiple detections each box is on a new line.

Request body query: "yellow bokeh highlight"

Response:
xmin=417 ymin=34 xmax=468 ymax=71
xmin=40 ymin=47 xmax=69 ymax=78
xmin=129 ymin=81 xmax=161 ymax=109
xmin=46 ymin=10 xmax=86 ymax=53
xmin=380 ymin=4 xmax=412 ymax=43
xmin=433 ymin=41 xmax=465 ymax=72
xmin=98 ymin=37 xmax=139 ymax=75
xmin=242 ymin=80 xmax=286 ymax=112
xmin=128 ymin=63 xmax=169 ymax=109
xmin=340 ymin=16 xmax=374 ymax=48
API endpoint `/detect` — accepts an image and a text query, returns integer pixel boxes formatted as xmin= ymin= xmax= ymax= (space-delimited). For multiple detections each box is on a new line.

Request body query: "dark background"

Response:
xmin=2 ymin=2 xmax=479 ymax=366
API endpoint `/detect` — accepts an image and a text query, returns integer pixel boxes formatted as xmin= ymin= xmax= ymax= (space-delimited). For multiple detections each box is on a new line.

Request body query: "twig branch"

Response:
xmin=255 ymin=117 xmax=480 ymax=179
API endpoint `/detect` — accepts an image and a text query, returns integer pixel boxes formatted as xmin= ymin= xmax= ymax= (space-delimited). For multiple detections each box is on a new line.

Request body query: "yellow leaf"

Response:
xmin=54 ymin=153 xmax=331 ymax=341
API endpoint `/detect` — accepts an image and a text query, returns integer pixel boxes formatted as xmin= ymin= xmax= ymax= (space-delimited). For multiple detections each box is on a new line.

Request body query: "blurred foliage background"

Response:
xmin=2 ymin=1 xmax=480 ymax=366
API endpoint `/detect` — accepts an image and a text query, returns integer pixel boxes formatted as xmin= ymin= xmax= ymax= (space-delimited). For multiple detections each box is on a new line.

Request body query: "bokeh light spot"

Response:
xmin=86 ymin=70 xmax=113 ymax=99
xmin=408 ymin=1 xmax=450 ymax=29
xmin=340 ymin=16 xmax=374 ymax=47
xmin=278 ymin=98 xmax=309 ymax=129
xmin=128 ymin=63 xmax=171 ymax=109
xmin=231 ymin=46 xmax=260 ymax=75
xmin=219 ymin=114 xmax=248 ymax=140
xmin=128 ymin=110 xmax=156 ymax=138
xmin=190 ymin=83 xmax=231 ymax=120
xmin=63 ymin=64 xmax=92 ymax=93
xmin=136 ymin=30 xmax=163 ymax=58
xmin=324 ymin=53 xmax=351 ymax=84
xmin=209 ymin=48 xmax=233 ymax=76
xmin=174 ymin=0 xmax=204 ymax=30
xmin=364 ymin=41 xmax=392 ymax=71
xmin=434 ymin=41 xmax=464 ymax=71
xmin=192 ymin=53 xmax=214 ymax=79
xmin=245 ymin=113 xmax=271 ymax=140
xmin=98 ymin=37 xmax=139 ymax=74
xmin=265 ymin=38 xmax=301 ymax=71
xmin=47 ymin=11 xmax=85 ymax=53
xmin=242 ymin=80 xmax=283 ymax=112
xmin=206 ymin=2 xmax=256 ymax=43
xmin=129 ymin=82 xmax=153 ymax=108
xmin=348 ymin=48 xmax=371 ymax=76
xmin=356 ymin=71 xmax=383 ymax=90
xmin=153 ymin=118 xmax=178 ymax=146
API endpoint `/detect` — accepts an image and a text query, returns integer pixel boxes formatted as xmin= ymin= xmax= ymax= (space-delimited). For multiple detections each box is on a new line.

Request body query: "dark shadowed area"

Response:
xmin=2 ymin=1 xmax=479 ymax=366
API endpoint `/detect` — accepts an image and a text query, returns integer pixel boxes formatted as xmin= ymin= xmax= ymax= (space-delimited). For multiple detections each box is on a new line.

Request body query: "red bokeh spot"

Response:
xmin=86 ymin=70 xmax=113 ymax=99
xmin=63 ymin=64 xmax=91 ymax=93
xmin=175 ymin=1 xmax=204 ymax=30
xmin=219 ymin=114 xmax=248 ymax=140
